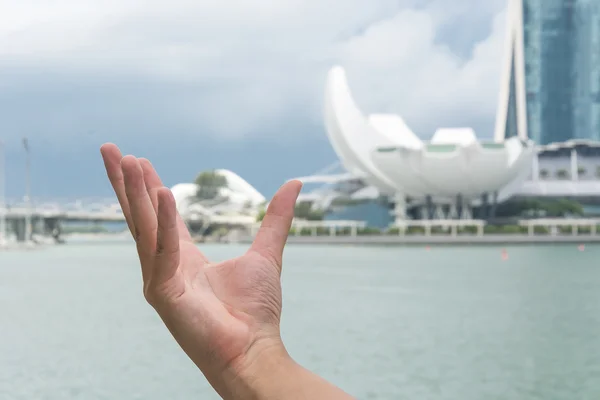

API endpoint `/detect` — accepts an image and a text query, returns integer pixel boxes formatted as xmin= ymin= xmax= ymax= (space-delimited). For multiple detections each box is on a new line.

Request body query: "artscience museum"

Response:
xmin=322 ymin=66 xmax=535 ymax=220
xmin=294 ymin=0 xmax=600 ymax=226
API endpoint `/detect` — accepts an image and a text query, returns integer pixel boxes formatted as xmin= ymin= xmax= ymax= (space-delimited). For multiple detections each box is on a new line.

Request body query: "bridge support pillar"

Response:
xmin=425 ymin=195 xmax=433 ymax=220
xmin=14 ymin=218 xmax=26 ymax=242
xmin=391 ymin=194 xmax=406 ymax=225
xmin=44 ymin=218 xmax=63 ymax=243
xmin=398 ymin=225 xmax=405 ymax=236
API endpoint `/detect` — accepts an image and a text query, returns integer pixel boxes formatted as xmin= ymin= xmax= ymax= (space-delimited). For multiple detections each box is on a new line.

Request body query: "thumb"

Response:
xmin=249 ymin=180 xmax=302 ymax=270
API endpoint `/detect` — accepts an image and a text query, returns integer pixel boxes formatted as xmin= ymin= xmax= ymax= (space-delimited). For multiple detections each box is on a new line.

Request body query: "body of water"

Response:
xmin=1 ymin=243 xmax=600 ymax=399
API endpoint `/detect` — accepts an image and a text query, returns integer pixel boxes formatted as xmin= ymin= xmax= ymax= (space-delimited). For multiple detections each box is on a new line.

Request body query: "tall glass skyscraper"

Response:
xmin=495 ymin=0 xmax=600 ymax=145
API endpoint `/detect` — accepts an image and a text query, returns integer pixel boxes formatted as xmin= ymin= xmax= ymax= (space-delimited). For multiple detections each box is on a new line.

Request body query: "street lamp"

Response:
xmin=23 ymin=137 xmax=31 ymax=242
xmin=0 ymin=139 xmax=6 ymax=245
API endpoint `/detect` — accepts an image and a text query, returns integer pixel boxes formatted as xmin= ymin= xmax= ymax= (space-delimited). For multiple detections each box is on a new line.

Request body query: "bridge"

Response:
xmin=5 ymin=206 xmax=126 ymax=223
xmin=1 ymin=199 xmax=259 ymax=242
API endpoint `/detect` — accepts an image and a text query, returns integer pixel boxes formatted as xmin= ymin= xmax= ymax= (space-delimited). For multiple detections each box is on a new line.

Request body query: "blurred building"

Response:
xmin=496 ymin=0 xmax=600 ymax=144
xmin=170 ymin=169 xmax=264 ymax=232
xmin=292 ymin=0 xmax=600 ymax=225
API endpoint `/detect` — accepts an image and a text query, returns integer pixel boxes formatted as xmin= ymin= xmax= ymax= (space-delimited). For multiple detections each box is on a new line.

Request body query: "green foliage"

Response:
xmin=484 ymin=225 xmax=527 ymax=234
xmin=540 ymin=169 xmax=549 ymax=179
xmin=494 ymin=198 xmax=583 ymax=218
xmin=458 ymin=226 xmax=478 ymax=235
xmin=357 ymin=227 xmax=381 ymax=235
xmin=545 ymin=199 xmax=583 ymax=216
xmin=316 ymin=227 xmax=330 ymax=236
xmin=337 ymin=227 xmax=352 ymax=236
xmin=330 ymin=198 xmax=365 ymax=207
xmin=62 ymin=225 xmax=109 ymax=234
xmin=431 ymin=226 xmax=448 ymax=235
xmin=299 ymin=227 xmax=313 ymax=236
xmin=556 ymin=169 xmax=569 ymax=180
xmin=558 ymin=226 xmax=572 ymax=234
xmin=256 ymin=208 xmax=266 ymax=222
xmin=214 ymin=227 xmax=229 ymax=237
xmin=194 ymin=170 xmax=228 ymax=201
xmin=294 ymin=202 xmax=325 ymax=221
xmin=577 ymin=166 xmax=586 ymax=176
xmin=406 ymin=226 xmax=426 ymax=235
xmin=386 ymin=227 xmax=401 ymax=235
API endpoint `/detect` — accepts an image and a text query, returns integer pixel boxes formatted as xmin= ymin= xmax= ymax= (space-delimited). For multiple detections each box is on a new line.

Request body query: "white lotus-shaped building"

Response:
xmin=324 ymin=66 xmax=535 ymax=211
xmin=170 ymin=169 xmax=265 ymax=228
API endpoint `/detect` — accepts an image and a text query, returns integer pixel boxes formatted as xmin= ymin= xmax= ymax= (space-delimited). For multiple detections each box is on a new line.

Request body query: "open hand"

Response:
xmin=100 ymin=143 xmax=302 ymax=398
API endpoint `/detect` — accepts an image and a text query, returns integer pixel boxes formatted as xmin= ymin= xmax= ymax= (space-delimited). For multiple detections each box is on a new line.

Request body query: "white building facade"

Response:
xmin=294 ymin=0 xmax=600 ymax=224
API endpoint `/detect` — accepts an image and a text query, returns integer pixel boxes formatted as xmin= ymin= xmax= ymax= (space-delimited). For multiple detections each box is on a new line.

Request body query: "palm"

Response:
xmin=163 ymin=241 xmax=283 ymax=368
xmin=100 ymin=143 xmax=300 ymax=376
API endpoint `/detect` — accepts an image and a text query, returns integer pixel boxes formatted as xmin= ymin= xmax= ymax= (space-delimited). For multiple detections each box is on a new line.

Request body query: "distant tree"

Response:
xmin=294 ymin=202 xmax=325 ymax=221
xmin=596 ymin=165 xmax=600 ymax=178
xmin=539 ymin=169 xmax=549 ymax=179
xmin=257 ymin=202 xmax=324 ymax=222
xmin=495 ymin=198 xmax=583 ymax=218
xmin=578 ymin=166 xmax=586 ymax=177
xmin=194 ymin=171 xmax=228 ymax=202
xmin=552 ymin=199 xmax=583 ymax=217
xmin=330 ymin=198 xmax=364 ymax=207
xmin=556 ymin=169 xmax=569 ymax=180
xmin=256 ymin=208 xmax=266 ymax=222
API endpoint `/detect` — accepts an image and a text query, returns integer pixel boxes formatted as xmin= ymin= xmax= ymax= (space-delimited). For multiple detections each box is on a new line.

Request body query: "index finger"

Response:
xmin=138 ymin=158 xmax=194 ymax=244
xmin=100 ymin=143 xmax=134 ymax=236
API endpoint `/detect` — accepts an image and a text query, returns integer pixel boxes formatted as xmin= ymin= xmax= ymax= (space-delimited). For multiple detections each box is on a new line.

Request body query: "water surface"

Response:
xmin=1 ymin=243 xmax=599 ymax=399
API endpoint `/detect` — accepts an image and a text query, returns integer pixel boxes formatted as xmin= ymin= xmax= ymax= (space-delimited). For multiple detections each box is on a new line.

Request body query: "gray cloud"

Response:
xmin=0 ymin=0 xmax=507 ymax=149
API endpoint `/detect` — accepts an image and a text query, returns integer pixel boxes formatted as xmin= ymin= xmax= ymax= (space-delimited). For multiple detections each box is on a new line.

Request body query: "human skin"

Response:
xmin=100 ymin=143 xmax=354 ymax=399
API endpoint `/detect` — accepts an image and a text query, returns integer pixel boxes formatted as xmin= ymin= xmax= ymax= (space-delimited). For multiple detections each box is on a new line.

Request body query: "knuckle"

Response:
xmin=143 ymin=284 xmax=156 ymax=305
xmin=155 ymin=245 xmax=179 ymax=262
xmin=155 ymin=240 xmax=165 ymax=256
xmin=258 ymin=248 xmax=281 ymax=270
xmin=143 ymin=276 xmax=183 ymax=307
xmin=134 ymin=227 xmax=142 ymax=244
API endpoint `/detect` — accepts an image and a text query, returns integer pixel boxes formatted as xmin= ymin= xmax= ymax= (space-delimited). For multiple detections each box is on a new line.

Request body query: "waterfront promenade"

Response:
xmin=239 ymin=218 xmax=600 ymax=246
xmin=5 ymin=201 xmax=600 ymax=246
xmin=274 ymin=234 xmax=600 ymax=246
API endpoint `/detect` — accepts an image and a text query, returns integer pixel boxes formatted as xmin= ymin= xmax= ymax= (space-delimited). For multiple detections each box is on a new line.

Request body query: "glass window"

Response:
xmin=482 ymin=143 xmax=506 ymax=150
xmin=376 ymin=147 xmax=398 ymax=153
xmin=425 ymin=144 xmax=457 ymax=153
xmin=521 ymin=0 xmax=600 ymax=144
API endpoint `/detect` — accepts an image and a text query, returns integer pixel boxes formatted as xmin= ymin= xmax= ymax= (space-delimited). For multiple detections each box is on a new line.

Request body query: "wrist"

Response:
xmin=210 ymin=336 xmax=298 ymax=399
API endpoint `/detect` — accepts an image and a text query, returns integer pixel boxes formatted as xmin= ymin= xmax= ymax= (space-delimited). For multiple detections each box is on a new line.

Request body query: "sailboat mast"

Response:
xmin=0 ymin=139 xmax=6 ymax=244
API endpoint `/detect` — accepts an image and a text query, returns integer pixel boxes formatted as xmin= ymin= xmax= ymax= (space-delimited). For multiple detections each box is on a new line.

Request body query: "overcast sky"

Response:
xmin=0 ymin=0 xmax=507 ymax=201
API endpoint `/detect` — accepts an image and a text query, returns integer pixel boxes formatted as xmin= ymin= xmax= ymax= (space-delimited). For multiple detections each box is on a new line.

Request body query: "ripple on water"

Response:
xmin=1 ymin=243 xmax=600 ymax=399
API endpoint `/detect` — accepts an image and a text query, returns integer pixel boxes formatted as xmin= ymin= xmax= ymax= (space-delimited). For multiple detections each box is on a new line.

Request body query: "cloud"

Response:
xmin=337 ymin=7 xmax=508 ymax=138
xmin=0 ymin=0 xmax=507 ymax=146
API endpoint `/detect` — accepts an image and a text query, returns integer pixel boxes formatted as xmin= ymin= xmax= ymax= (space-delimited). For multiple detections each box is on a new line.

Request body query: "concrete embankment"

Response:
xmin=237 ymin=234 xmax=600 ymax=246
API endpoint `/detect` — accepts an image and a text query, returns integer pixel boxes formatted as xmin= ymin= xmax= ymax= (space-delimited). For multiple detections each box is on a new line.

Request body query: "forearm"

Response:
xmin=208 ymin=341 xmax=354 ymax=400
xmin=240 ymin=356 xmax=354 ymax=399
